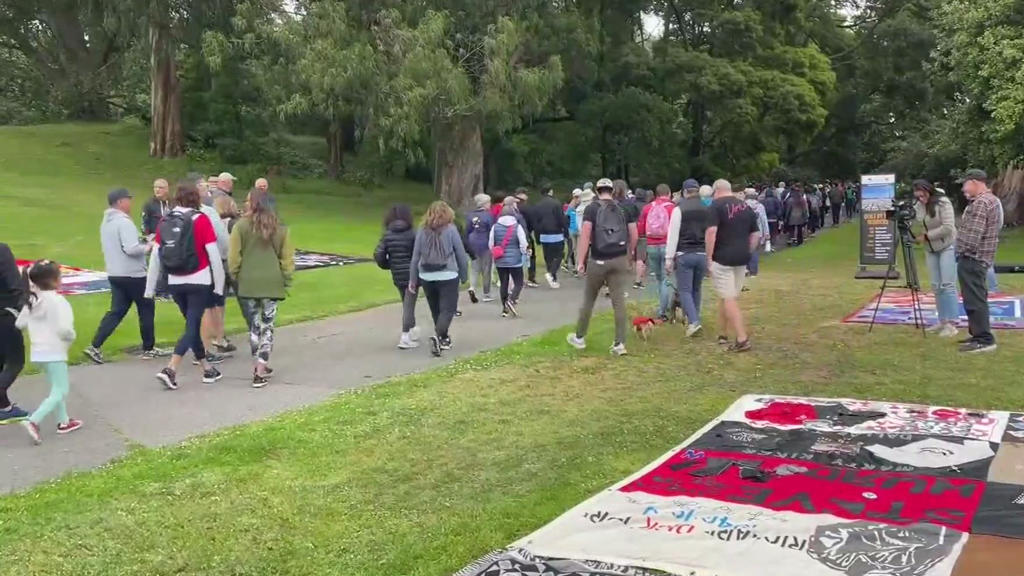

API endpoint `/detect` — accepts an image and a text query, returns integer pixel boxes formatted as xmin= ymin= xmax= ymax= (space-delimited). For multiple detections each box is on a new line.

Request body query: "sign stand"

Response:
xmin=855 ymin=173 xmax=900 ymax=280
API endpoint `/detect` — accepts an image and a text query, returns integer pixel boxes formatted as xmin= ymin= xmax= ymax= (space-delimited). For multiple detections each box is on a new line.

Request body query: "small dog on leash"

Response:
xmin=633 ymin=316 xmax=660 ymax=341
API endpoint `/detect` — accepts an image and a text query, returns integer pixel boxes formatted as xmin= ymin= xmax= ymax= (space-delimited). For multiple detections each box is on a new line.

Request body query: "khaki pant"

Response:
xmin=711 ymin=262 xmax=746 ymax=299
xmin=575 ymin=255 xmax=630 ymax=345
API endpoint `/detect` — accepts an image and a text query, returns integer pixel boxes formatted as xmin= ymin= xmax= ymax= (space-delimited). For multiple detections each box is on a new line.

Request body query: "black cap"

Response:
xmin=107 ymin=188 xmax=132 ymax=206
xmin=956 ymin=169 xmax=987 ymax=184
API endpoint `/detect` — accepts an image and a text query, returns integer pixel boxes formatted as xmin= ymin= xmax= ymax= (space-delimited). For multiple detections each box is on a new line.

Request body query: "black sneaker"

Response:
xmin=252 ymin=372 xmax=270 ymax=388
xmin=429 ymin=336 xmax=442 ymax=357
xmin=958 ymin=337 xmax=976 ymax=345
xmin=728 ymin=340 xmax=753 ymax=353
xmin=440 ymin=337 xmax=452 ymax=351
xmin=194 ymin=352 xmax=227 ymax=365
xmin=216 ymin=341 xmax=237 ymax=354
xmin=633 ymin=282 xmax=645 ymax=290
xmin=959 ymin=341 xmax=997 ymax=354
xmin=468 ymin=289 xmax=479 ymax=304
xmin=202 ymin=367 xmax=223 ymax=384
xmin=157 ymin=367 xmax=178 ymax=390
xmin=455 ymin=310 xmax=463 ymax=317
xmin=83 ymin=346 xmax=105 ymax=365
xmin=501 ymin=306 xmax=510 ymax=318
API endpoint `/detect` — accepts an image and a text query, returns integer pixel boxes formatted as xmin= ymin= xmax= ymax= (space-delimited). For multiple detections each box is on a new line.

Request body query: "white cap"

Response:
xmin=596 ymin=178 xmax=614 ymax=189
xmin=218 ymin=172 xmax=237 ymax=181
xmin=572 ymin=188 xmax=582 ymax=197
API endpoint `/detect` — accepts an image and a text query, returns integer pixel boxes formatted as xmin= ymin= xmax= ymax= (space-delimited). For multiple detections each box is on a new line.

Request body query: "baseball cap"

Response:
xmin=572 ymin=188 xmax=582 ymax=197
xmin=596 ymin=178 xmax=614 ymax=190
xmin=107 ymin=188 xmax=132 ymax=206
xmin=583 ymin=181 xmax=594 ymax=190
xmin=683 ymin=178 xmax=700 ymax=191
xmin=956 ymin=169 xmax=987 ymax=184
xmin=218 ymin=172 xmax=238 ymax=182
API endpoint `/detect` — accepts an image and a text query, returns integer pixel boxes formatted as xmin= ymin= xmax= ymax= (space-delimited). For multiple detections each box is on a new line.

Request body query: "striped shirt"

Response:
xmin=956 ymin=192 xmax=1001 ymax=266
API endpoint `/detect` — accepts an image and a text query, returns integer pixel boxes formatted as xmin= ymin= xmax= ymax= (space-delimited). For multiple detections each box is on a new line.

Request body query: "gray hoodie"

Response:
xmin=101 ymin=208 xmax=148 ymax=278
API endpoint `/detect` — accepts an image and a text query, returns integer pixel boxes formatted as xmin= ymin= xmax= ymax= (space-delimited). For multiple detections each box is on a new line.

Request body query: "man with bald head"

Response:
xmin=706 ymin=178 xmax=760 ymax=353
xmin=142 ymin=178 xmax=171 ymax=238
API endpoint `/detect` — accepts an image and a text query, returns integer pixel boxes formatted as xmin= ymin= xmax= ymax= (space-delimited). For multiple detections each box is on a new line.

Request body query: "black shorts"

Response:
xmin=207 ymin=287 xmax=225 ymax=309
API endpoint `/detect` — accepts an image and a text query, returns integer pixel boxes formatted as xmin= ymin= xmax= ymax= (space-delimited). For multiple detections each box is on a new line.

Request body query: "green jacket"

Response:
xmin=228 ymin=217 xmax=294 ymax=299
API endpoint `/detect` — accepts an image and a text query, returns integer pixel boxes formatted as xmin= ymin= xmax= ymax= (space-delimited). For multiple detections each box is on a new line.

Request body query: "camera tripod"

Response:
xmin=868 ymin=221 xmax=926 ymax=336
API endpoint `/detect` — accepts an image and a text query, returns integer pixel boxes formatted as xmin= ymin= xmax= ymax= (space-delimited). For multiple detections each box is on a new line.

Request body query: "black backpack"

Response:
xmin=158 ymin=211 xmax=200 ymax=275
xmin=593 ymin=200 xmax=629 ymax=255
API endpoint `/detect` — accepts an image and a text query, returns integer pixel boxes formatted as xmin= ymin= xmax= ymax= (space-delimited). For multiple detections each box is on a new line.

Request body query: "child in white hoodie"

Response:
xmin=16 ymin=260 xmax=81 ymax=444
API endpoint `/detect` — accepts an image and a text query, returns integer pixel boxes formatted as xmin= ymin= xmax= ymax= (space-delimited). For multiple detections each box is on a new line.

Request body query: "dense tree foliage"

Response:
xmin=2 ymin=0 xmax=1021 ymax=190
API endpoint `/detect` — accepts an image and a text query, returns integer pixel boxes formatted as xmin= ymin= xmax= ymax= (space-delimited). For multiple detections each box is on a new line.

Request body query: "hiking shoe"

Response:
xmin=468 ymin=289 xmax=479 ymax=304
xmin=440 ymin=337 xmax=453 ymax=351
xmin=215 ymin=341 xmax=237 ymax=354
xmin=203 ymin=367 xmax=223 ymax=384
xmin=938 ymin=324 xmax=959 ymax=338
xmin=252 ymin=372 xmax=270 ymax=389
xmin=83 ymin=346 xmax=105 ymax=365
xmin=717 ymin=335 xmax=730 ymax=346
xmin=429 ymin=336 xmax=442 ymax=357
xmin=22 ymin=420 xmax=41 ymax=445
xmin=686 ymin=324 xmax=703 ymax=338
xmin=566 ymin=333 xmax=587 ymax=350
xmin=398 ymin=333 xmax=419 ymax=349
xmin=728 ymin=340 xmax=753 ymax=353
xmin=482 ymin=295 xmax=495 ymax=303
xmin=56 ymin=419 xmax=83 ymax=435
xmin=960 ymin=341 xmax=997 ymax=354
xmin=0 ymin=405 xmax=28 ymax=424
xmin=140 ymin=347 xmax=170 ymax=360
xmin=157 ymin=367 xmax=178 ymax=390
xmin=409 ymin=326 xmax=421 ymax=342
xmin=610 ymin=342 xmax=628 ymax=356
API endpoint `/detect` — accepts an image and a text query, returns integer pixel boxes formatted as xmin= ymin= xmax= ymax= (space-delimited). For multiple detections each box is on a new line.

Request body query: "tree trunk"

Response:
xmin=149 ymin=9 xmax=183 ymax=159
xmin=434 ymin=116 xmax=484 ymax=212
xmin=326 ymin=120 xmax=344 ymax=179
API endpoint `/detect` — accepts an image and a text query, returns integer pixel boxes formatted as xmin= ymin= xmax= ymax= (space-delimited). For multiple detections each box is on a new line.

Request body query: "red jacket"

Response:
xmin=638 ymin=197 xmax=674 ymax=246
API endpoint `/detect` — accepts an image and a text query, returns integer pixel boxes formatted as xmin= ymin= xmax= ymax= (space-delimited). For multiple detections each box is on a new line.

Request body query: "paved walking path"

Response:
xmin=0 ymin=276 xmax=607 ymax=494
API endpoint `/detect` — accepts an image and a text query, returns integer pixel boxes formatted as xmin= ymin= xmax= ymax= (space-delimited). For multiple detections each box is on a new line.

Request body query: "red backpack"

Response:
xmin=491 ymin=223 xmax=517 ymax=260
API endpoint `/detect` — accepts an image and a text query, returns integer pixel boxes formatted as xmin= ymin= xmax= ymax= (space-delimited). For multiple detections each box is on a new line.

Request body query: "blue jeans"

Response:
xmin=647 ymin=245 xmax=669 ymax=317
xmin=748 ymin=247 xmax=761 ymax=276
xmin=926 ymin=247 xmax=959 ymax=323
xmin=674 ymin=253 xmax=707 ymax=325
xmin=169 ymin=284 xmax=211 ymax=360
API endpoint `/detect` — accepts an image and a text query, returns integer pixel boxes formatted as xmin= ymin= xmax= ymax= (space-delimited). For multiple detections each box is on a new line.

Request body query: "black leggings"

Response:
xmin=542 ymin=240 xmax=565 ymax=281
xmin=169 ymin=283 xmax=210 ymax=361
xmin=421 ymin=278 xmax=459 ymax=339
xmin=498 ymin=267 xmax=524 ymax=305
xmin=0 ymin=314 xmax=25 ymax=408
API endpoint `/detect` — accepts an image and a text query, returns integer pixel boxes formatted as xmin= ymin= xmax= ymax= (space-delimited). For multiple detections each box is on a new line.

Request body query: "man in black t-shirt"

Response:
xmin=706 ymin=179 xmax=761 ymax=353
xmin=567 ymin=178 xmax=638 ymax=356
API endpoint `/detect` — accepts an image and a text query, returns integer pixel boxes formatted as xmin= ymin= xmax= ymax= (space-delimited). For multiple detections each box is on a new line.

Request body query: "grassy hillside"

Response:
xmin=0 ymin=122 xmax=434 ymax=361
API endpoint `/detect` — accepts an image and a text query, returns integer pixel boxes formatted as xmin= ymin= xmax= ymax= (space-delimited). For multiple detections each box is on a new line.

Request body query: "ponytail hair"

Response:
xmin=23 ymin=260 xmax=61 ymax=308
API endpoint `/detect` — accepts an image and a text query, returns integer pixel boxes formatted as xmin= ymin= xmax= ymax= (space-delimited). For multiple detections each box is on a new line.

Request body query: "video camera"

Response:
xmin=886 ymin=199 xmax=917 ymax=229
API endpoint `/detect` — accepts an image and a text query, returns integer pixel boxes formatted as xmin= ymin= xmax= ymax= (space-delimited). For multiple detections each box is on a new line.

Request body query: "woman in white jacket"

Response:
xmin=17 ymin=260 xmax=81 ymax=444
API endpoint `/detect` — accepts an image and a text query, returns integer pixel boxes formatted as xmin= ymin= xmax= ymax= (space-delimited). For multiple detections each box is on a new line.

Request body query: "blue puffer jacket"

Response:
xmin=490 ymin=215 xmax=528 ymax=268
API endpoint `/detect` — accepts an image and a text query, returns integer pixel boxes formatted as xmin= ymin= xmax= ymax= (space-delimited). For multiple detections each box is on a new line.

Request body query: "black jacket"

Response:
xmin=761 ymin=193 xmax=783 ymax=221
xmin=374 ymin=220 xmax=416 ymax=287
xmin=0 ymin=243 xmax=26 ymax=316
xmin=533 ymin=195 xmax=569 ymax=237
xmin=142 ymin=197 xmax=170 ymax=237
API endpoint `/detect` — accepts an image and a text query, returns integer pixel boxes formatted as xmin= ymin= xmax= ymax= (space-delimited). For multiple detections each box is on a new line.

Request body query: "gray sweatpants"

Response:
xmin=575 ymin=255 xmax=630 ymax=345
xmin=469 ymin=253 xmax=493 ymax=296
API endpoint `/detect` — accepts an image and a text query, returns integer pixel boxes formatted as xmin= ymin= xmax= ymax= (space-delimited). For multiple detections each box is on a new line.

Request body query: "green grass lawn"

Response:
xmin=0 ymin=122 xmax=434 ymax=363
xmin=1 ymin=209 xmax=1023 ymax=574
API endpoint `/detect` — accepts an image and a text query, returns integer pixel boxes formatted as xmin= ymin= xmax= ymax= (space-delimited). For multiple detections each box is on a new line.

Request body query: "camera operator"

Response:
xmin=955 ymin=169 xmax=1001 ymax=354
xmin=911 ymin=180 xmax=959 ymax=337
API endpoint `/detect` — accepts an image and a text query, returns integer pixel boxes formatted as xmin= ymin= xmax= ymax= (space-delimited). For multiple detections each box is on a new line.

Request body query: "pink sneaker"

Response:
xmin=56 ymin=419 xmax=83 ymax=435
xmin=22 ymin=420 xmax=41 ymax=444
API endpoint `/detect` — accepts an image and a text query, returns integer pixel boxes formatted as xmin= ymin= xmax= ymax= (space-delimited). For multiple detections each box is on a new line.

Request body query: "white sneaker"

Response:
xmin=938 ymin=324 xmax=959 ymax=338
xmin=610 ymin=342 xmax=628 ymax=356
xmin=398 ymin=333 xmax=419 ymax=349
xmin=545 ymin=273 xmax=556 ymax=288
xmin=566 ymin=333 xmax=587 ymax=350
xmin=551 ymin=280 xmax=561 ymax=289
xmin=482 ymin=295 xmax=495 ymax=303
xmin=925 ymin=323 xmax=944 ymax=333
xmin=686 ymin=323 xmax=703 ymax=338
xmin=409 ymin=326 xmax=421 ymax=342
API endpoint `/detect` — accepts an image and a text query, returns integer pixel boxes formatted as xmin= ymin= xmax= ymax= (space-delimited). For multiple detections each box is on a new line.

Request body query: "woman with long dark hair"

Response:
xmin=409 ymin=201 xmax=469 ymax=357
xmin=145 ymin=180 xmax=226 ymax=390
xmin=374 ymin=204 xmax=420 ymax=349
xmin=229 ymin=188 xmax=294 ymax=387
xmin=912 ymin=179 xmax=959 ymax=337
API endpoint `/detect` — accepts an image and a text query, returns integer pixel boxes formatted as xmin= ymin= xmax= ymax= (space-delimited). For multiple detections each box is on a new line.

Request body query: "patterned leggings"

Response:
xmin=240 ymin=298 xmax=279 ymax=364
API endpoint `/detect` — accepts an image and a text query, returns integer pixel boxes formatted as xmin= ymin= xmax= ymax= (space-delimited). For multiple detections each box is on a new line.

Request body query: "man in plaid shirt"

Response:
xmin=955 ymin=169 xmax=1002 ymax=353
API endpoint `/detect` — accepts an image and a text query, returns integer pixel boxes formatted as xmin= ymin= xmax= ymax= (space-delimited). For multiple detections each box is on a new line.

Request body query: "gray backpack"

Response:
xmin=593 ymin=200 xmax=629 ymax=255
xmin=420 ymin=228 xmax=451 ymax=272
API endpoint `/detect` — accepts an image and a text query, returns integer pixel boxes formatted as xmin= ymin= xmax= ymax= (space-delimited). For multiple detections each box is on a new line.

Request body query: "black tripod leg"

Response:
xmin=868 ymin=269 xmax=894 ymax=333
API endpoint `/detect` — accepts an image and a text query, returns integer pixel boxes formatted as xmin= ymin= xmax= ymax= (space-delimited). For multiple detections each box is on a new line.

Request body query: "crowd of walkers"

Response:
xmin=373 ymin=176 xmax=853 ymax=360
xmin=0 ymin=173 xmax=291 ymax=444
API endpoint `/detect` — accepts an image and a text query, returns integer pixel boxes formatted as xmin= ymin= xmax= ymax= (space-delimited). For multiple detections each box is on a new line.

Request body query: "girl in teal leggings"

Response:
xmin=15 ymin=261 xmax=82 ymax=444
